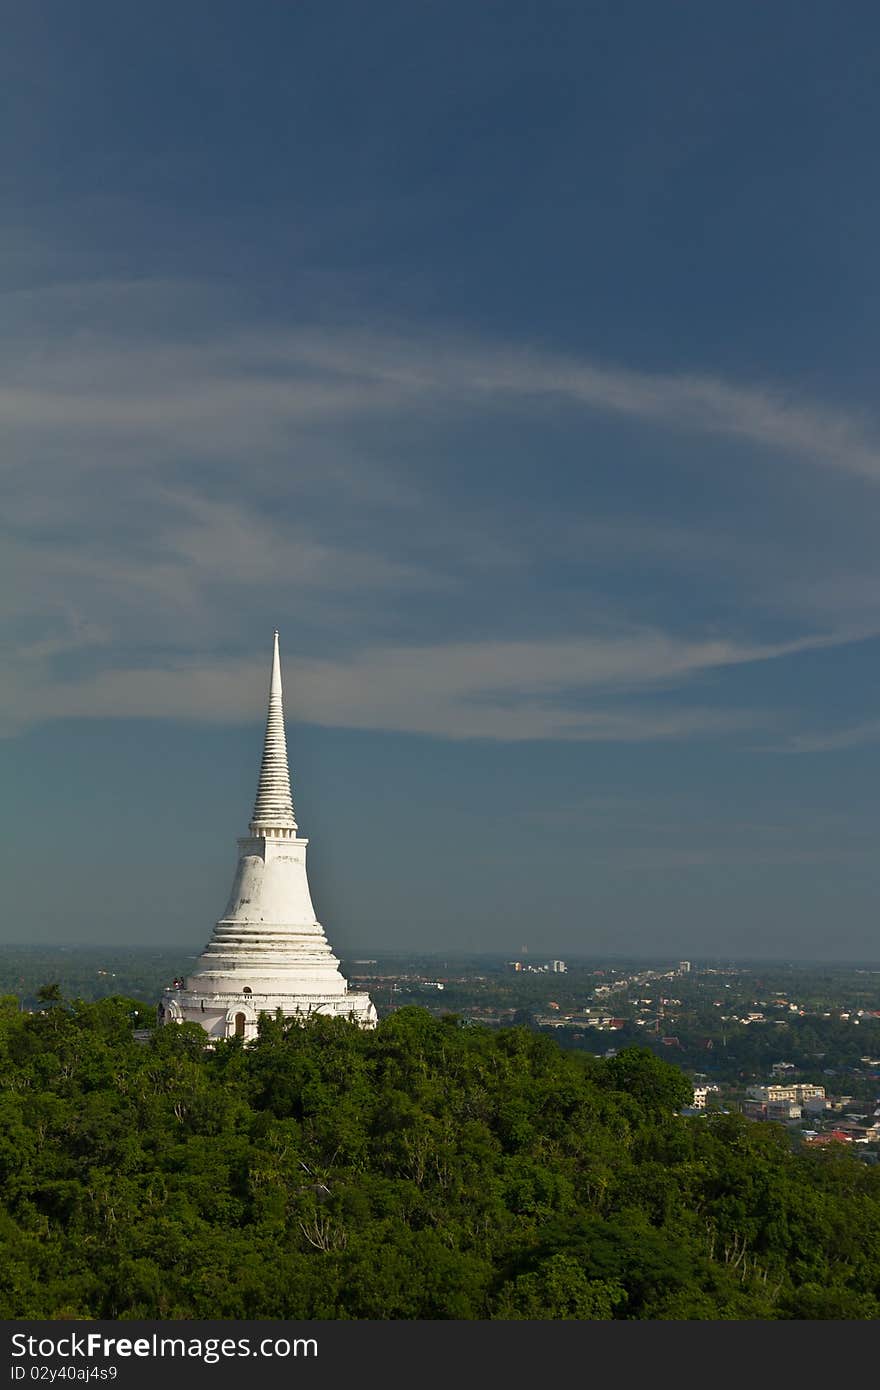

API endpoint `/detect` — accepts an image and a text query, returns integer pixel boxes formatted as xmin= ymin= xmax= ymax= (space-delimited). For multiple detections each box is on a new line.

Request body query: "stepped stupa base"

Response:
xmin=160 ymin=986 xmax=377 ymax=1040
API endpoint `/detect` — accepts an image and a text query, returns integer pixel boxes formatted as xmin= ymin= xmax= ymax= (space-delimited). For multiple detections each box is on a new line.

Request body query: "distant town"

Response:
xmin=343 ymin=955 xmax=880 ymax=1157
xmin=2 ymin=945 xmax=879 ymax=1160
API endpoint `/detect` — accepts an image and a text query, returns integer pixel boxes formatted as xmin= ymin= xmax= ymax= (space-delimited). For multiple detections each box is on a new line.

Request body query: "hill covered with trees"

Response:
xmin=1 ymin=996 xmax=879 ymax=1319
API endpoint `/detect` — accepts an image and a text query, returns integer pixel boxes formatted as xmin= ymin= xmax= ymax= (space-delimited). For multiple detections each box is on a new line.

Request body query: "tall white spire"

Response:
xmin=159 ymin=630 xmax=377 ymax=1036
xmin=250 ymin=629 xmax=298 ymax=835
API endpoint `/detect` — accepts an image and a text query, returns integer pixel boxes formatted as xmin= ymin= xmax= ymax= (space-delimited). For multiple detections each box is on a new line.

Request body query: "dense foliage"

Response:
xmin=1 ymin=996 xmax=879 ymax=1320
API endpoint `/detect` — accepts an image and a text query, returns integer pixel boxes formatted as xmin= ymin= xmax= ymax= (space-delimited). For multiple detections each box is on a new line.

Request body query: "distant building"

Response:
xmin=747 ymin=1084 xmax=825 ymax=1105
xmin=802 ymin=1094 xmax=830 ymax=1116
xmin=805 ymin=1131 xmax=853 ymax=1146
xmin=548 ymin=960 xmax=567 ymax=973
xmin=691 ymin=1084 xmax=721 ymax=1110
xmin=766 ymin=1100 xmax=802 ymax=1122
xmin=678 ymin=960 xmax=692 ymax=974
xmin=742 ymin=1100 xmax=768 ymax=1120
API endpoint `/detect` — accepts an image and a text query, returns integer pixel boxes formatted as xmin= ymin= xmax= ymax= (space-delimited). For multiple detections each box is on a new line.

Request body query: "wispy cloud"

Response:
xmin=769 ymin=719 xmax=880 ymax=754
xmin=3 ymin=299 xmax=880 ymax=477
xmin=4 ymin=280 xmax=880 ymax=742
xmin=259 ymin=327 xmax=880 ymax=480
xmin=0 ymin=626 xmax=863 ymax=741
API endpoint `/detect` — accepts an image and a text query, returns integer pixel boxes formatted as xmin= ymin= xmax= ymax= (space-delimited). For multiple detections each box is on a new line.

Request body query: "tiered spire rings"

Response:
xmin=249 ymin=629 xmax=298 ymax=836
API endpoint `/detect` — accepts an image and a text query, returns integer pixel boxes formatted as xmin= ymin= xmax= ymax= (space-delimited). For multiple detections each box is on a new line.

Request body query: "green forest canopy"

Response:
xmin=1 ymin=995 xmax=879 ymax=1320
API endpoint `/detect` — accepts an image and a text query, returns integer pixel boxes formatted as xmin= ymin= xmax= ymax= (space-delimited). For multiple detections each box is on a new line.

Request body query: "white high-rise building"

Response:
xmin=159 ymin=632 xmax=377 ymax=1040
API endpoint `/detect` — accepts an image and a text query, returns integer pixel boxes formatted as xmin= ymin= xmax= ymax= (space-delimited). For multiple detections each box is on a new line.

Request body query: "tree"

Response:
xmin=1 ymin=999 xmax=880 ymax=1320
xmin=602 ymin=1046 xmax=694 ymax=1113
xmin=495 ymin=1253 xmax=626 ymax=1319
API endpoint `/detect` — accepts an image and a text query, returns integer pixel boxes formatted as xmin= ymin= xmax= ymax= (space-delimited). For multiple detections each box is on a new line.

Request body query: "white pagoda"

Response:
xmin=159 ymin=631 xmax=377 ymax=1039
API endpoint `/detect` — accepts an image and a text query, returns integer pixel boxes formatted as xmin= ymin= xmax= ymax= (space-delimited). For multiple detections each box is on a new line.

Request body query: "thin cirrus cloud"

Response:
xmin=0 ymin=625 xmax=863 ymax=742
xmin=5 ymin=285 xmax=880 ymax=744
xmin=1 ymin=284 xmax=879 ymax=477
xmin=264 ymin=328 xmax=880 ymax=481
xmin=770 ymin=719 xmax=880 ymax=755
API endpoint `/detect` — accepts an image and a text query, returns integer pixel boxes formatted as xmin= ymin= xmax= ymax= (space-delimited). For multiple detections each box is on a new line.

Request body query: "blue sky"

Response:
xmin=3 ymin=2 xmax=880 ymax=959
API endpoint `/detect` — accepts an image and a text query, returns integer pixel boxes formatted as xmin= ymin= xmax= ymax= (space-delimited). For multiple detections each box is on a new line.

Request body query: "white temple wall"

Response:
xmin=160 ymin=993 xmax=377 ymax=1037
